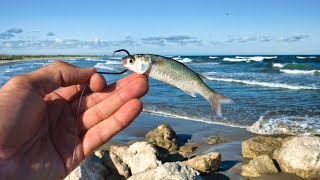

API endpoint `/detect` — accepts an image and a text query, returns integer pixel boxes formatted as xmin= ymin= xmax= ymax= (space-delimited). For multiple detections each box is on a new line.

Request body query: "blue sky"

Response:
xmin=0 ymin=0 xmax=319 ymax=55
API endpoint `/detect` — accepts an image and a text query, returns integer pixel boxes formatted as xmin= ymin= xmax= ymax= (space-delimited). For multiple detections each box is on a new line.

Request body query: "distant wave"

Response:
xmin=103 ymin=60 xmax=122 ymax=65
xmin=173 ymin=57 xmax=193 ymax=63
xmin=84 ymin=58 xmax=105 ymax=62
xmin=205 ymin=76 xmax=319 ymax=90
xmin=297 ymin=56 xmax=317 ymax=59
xmin=223 ymin=56 xmax=277 ymax=62
xmin=280 ymin=69 xmax=319 ymax=75
xmin=94 ymin=62 xmax=122 ymax=71
xmin=209 ymin=56 xmax=218 ymax=59
xmin=272 ymin=63 xmax=285 ymax=68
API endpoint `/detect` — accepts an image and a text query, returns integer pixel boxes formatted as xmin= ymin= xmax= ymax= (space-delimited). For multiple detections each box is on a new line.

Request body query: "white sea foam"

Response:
xmin=94 ymin=62 xmax=121 ymax=71
xmin=84 ymin=58 xmax=106 ymax=62
xmin=104 ymin=60 xmax=122 ymax=65
xmin=209 ymin=56 xmax=218 ymax=59
xmin=224 ymin=56 xmax=277 ymax=62
xmin=273 ymin=63 xmax=285 ymax=68
xmin=248 ymin=115 xmax=320 ymax=135
xmin=173 ymin=56 xmax=181 ymax=60
xmin=143 ymin=108 xmax=247 ymax=128
xmin=280 ymin=69 xmax=318 ymax=75
xmin=223 ymin=58 xmax=247 ymax=62
xmin=205 ymin=76 xmax=319 ymax=90
xmin=296 ymin=56 xmax=317 ymax=59
xmin=177 ymin=58 xmax=193 ymax=63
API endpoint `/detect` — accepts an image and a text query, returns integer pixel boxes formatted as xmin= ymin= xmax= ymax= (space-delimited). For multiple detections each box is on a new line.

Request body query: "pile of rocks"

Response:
xmin=68 ymin=124 xmax=222 ymax=180
xmin=241 ymin=135 xmax=320 ymax=179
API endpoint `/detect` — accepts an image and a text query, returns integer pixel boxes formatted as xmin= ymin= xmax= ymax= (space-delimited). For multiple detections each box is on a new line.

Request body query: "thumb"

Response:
xmin=2 ymin=61 xmax=96 ymax=97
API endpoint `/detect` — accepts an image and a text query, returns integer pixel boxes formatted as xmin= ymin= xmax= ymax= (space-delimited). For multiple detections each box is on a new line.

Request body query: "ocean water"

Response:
xmin=0 ymin=55 xmax=319 ymax=135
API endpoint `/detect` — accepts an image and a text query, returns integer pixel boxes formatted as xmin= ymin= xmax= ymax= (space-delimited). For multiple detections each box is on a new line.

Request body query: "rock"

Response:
xmin=66 ymin=153 xmax=109 ymax=180
xmin=206 ymin=136 xmax=224 ymax=145
xmin=146 ymin=124 xmax=179 ymax=152
xmin=110 ymin=141 xmax=162 ymax=175
xmin=183 ymin=152 xmax=221 ymax=173
xmin=241 ymin=136 xmax=283 ymax=158
xmin=241 ymin=155 xmax=278 ymax=177
xmin=179 ymin=142 xmax=197 ymax=158
xmin=104 ymin=152 xmax=131 ymax=178
xmin=128 ymin=162 xmax=202 ymax=180
xmin=273 ymin=135 xmax=320 ymax=179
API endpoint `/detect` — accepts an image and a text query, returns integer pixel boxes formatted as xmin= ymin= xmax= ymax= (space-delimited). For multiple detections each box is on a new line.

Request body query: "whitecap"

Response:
xmin=209 ymin=56 xmax=218 ymax=59
xmin=94 ymin=63 xmax=122 ymax=72
xmin=177 ymin=58 xmax=192 ymax=63
xmin=297 ymin=56 xmax=316 ymax=59
xmin=205 ymin=76 xmax=319 ymax=90
xmin=223 ymin=57 xmax=247 ymax=62
xmin=273 ymin=63 xmax=285 ymax=68
xmin=104 ymin=60 xmax=122 ymax=65
xmin=280 ymin=69 xmax=318 ymax=75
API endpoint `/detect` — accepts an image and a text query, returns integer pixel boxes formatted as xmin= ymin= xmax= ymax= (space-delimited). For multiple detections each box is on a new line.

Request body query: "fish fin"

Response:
xmin=183 ymin=90 xmax=196 ymax=97
xmin=205 ymin=92 xmax=233 ymax=117
xmin=198 ymin=74 xmax=208 ymax=82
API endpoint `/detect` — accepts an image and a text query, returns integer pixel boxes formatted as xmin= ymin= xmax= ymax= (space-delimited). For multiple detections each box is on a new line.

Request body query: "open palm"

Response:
xmin=0 ymin=62 xmax=148 ymax=179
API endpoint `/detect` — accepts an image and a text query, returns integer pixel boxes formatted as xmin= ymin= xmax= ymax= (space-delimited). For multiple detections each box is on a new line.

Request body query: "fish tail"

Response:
xmin=205 ymin=91 xmax=233 ymax=117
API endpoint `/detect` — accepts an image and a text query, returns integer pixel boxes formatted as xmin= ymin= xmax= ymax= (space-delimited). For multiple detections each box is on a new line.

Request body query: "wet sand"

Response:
xmin=103 ymin=112 xmax=305 ymax=180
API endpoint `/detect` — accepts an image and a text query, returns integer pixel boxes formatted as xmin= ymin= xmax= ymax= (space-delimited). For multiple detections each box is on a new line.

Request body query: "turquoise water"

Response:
xmin=1 ymin=55 xmax=319 ymax=135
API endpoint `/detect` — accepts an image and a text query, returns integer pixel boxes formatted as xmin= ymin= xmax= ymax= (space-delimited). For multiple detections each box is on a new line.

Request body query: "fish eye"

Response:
xmin=128 ymin=59 xmax=134 ymax=64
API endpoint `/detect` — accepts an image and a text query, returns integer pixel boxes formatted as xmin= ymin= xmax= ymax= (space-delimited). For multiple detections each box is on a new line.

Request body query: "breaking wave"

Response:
xmin=223 ymin=56 xmax=277 ymax=62
xmin=143 ymin=104 xmax=247 ymax=128
xmin=209 ymin=56 xmax=218 ymax=59
xmin=280 ymin=69 xmax=319 ymax=75
xmin=205 ymin=76 xmax=319 ymax=90
xmin=297 ymin=56 xmax=317 ymax=59
xmin=94 ymin=62 xmax=122 ymax=72
xmin=272 ymin=63 xmax=285 ymax=68
xmin=248 ymin=111 xmax=320 ymax=135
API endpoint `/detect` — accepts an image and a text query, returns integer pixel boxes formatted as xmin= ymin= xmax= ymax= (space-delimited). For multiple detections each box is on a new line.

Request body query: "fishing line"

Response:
xmin=68 ymin=69 xmax=127 ymax=180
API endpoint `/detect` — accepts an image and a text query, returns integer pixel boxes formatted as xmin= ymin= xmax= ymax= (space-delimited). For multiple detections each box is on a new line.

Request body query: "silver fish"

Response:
xmin=118 ymin=50 xmax=233 ymax=116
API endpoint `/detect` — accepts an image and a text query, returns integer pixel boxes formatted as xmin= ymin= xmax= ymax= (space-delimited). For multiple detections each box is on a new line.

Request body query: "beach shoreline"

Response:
xmin=0 ymin=56 xmax=98 ymax=65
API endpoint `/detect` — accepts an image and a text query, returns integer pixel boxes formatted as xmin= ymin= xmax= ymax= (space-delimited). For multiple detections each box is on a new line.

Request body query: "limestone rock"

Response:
xmin=241 ymin=155 xmax=278 ymax=177
xmin=273 ymin=135 xmax=320 ymax=179
xmin=179 ymin=142 xmax=197 ymax=158
xmin=104 ymin=151 xmax=131 ymax=178
xmin=66 ymin=153 xmax=109 ymax=180
xmin=241 ymin=136 xmax=283 ymax=158
xmin=183 ymin=152 xmax=221 ymax=173
xmin=128 ymin=162 xmax=202 ymax=180
xmin=110 ymin=141 xmax=162 ymax=175
xmin=146 ymin=124 xmax=179 ymax=152
xmin=206 ymin=136 xmax=224 ymax=145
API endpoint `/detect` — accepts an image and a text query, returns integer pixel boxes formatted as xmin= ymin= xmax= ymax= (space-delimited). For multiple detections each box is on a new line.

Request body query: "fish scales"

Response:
xmin=121 ymin=52 xmax=233 ymax=116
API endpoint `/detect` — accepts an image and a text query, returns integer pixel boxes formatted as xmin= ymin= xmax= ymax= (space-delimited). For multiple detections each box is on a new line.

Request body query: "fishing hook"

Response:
xmin=96 ymin=49 xmax=131 ymax=75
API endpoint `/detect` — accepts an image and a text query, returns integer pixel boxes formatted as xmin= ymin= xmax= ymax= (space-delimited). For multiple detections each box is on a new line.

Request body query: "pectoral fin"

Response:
xmin=183 ymin=90 xmax=196 ymax=97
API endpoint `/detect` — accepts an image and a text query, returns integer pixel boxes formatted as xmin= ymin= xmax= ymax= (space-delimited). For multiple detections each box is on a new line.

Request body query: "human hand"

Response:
xmin=0 ymin=61 xmax=148 ymax=179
